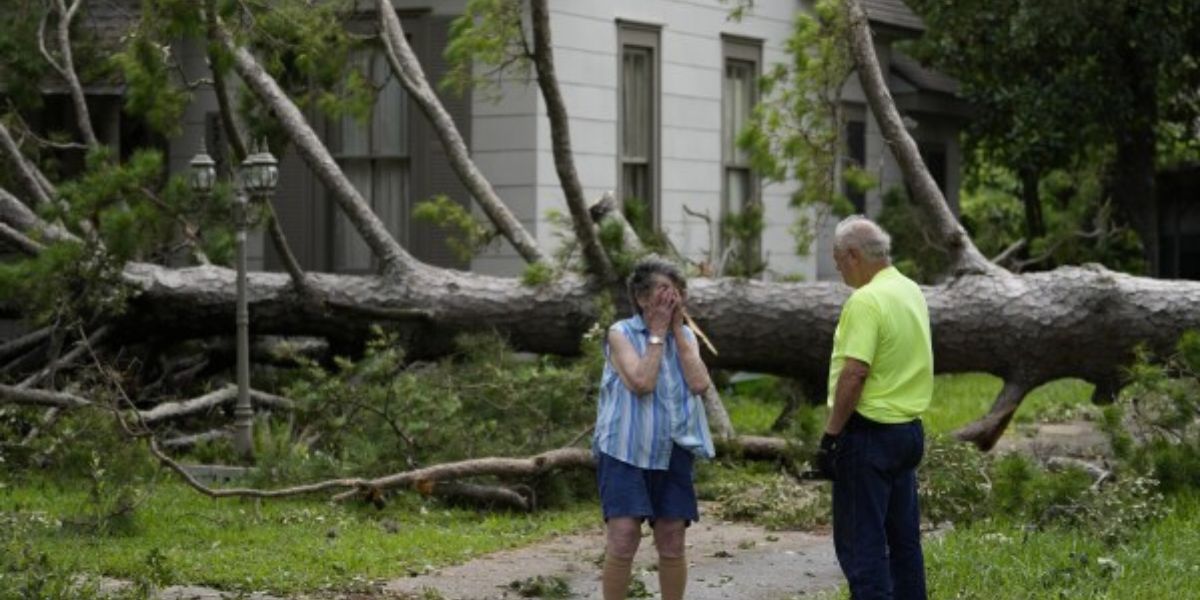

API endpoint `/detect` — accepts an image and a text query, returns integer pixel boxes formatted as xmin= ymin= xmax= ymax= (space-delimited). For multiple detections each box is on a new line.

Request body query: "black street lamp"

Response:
xmin=190 ymin=139 xmax=278 ymax=460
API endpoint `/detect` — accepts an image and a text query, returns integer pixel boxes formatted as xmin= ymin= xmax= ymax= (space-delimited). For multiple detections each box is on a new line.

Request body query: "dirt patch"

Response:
xmin=383 ymin=506 xmax=841 ymax=600
xmin=994 ymin=420 xmax=1111 ymax=459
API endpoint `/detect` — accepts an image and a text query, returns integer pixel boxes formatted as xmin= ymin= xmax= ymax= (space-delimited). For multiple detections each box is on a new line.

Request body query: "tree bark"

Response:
xmin=0 ymin=383 xmax=291 ymax=422
xmin=375 ymin=0 xmax=548 ymax=266
xmin=0 ymin=223 xmax=45 ymax=256
xmin=42 ymin=0 xmax=100 ymax=149
xmin=114 ymin=261 xmax=1200 ymax=415
xmin=0 ymin=384 xmax=91 ymax=408
xmin=204 ymin=3 xmax=315 ymax=299
xmin=844 ymin=0 xmax=998 ymax=276
xmin=139 ymin=384 xmax=293 ymax=424
xmin=214 ymin=22 xmax=416 ymax=277
xmin=1020 ymin=167 xmax=1045 ymax=241
xmin=529 ymin=0 xmax=615 ymax=282
xmin=0 ymin=123 xmax=57 ymax=211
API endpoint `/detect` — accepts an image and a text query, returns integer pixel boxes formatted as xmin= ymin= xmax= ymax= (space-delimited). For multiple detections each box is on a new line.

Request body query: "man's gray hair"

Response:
xmin=834 ymin=216 xmax=892 ymax=262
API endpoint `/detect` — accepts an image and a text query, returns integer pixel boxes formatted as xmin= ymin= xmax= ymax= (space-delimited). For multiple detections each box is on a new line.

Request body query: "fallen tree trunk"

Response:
xmin=114 ymin=261 xmax=1200 ymax=450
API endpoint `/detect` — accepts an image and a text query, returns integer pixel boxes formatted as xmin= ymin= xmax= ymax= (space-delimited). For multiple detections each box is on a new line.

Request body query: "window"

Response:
xmin=843 ymin=113 xmax=867 ymax=214
xmin=619 ymin=23 xmax=660 ymax=228
xmin=331 ymin=49 xmax=409 ymax=273
xmin=721 ymin=37 xmax=762 ymax=257
xmin=917 ymin=141 xmax=947 ymax=196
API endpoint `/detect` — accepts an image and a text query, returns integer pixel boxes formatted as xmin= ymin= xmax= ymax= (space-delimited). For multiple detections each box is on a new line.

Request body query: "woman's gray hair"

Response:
xmin=627 ymin=256 xmax=686 ymax=315
xmin=834 ymin=215 xmax=892 ymax=262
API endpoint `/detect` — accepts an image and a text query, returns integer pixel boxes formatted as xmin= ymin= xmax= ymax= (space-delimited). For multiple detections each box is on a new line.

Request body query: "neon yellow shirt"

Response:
xmin=827 ymin=266 xmax=933 ymax=423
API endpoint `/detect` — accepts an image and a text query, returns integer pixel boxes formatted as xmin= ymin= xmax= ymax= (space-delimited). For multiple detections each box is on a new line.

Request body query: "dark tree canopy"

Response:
xmin=907 ymin=0 xmax=1200 ymax=270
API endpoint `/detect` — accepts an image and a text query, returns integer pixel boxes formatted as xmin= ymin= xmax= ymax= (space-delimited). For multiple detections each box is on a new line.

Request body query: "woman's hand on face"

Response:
xmin=645 ymin=286 xmax=676 ymax=336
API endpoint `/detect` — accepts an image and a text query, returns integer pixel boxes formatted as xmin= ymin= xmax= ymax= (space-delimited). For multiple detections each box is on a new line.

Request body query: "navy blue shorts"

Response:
xmin=596 ymin=444 xmax=699 ymax=525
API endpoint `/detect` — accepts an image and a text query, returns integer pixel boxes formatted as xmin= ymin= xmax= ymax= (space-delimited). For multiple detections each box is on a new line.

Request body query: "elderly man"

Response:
xmin=816 ymin=216 xmax=933 ymax=599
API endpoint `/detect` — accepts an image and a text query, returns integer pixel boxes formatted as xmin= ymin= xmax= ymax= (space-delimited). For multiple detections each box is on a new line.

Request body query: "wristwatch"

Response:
xmin=648 ymin=334 xmax=665 ymax=345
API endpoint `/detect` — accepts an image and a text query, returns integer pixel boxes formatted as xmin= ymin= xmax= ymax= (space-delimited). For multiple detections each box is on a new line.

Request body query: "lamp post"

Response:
xmin=190 ymin=140 xmax=278 ymax=461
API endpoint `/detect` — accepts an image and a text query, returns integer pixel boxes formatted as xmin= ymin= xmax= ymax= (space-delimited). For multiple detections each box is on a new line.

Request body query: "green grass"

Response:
xmin=812 ymin=495 xmax=1199 ymax=600
xmin=724 ymin=373 xmax=1096 ymax=438
xmin=0 ymin=476 xmax=596 ymax=595
xmin=925 ymin=374 xmax=1096 ymax=434
xmin=923 ymin=493 xmax=1200 ymax=599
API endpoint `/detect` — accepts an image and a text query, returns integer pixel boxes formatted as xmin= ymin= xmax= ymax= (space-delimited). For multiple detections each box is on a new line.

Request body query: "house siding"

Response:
xmin=523 ymin=0 xmax=812 ymax=280
xmin=83 ymin=0 xmax=964 ymax=284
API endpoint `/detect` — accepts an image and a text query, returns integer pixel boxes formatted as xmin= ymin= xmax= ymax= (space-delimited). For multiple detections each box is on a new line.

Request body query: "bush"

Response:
xmin=261 ymin=326 xmax=607 ymax=504
xmin=919 ymin=434 xmax=991 ymax=524
xmin=1106 ymin=333 xmax=1200 ymax=494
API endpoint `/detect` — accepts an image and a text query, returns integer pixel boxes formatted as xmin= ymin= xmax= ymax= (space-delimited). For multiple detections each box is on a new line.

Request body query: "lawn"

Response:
xmin=923 ymin=493 xmax=1200 ymax=599
xmin=0 ymin=372 xmax=1153 ymax=597
xmin=0 ymin=475 xmax=595 ymax=595
xmin=723 ymin=372 xmax=1096 ymax=437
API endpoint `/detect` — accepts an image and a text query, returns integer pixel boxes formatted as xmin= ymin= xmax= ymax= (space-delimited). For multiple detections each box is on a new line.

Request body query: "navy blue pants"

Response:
xmin=832 ymin=414 xmax=927 ymax=600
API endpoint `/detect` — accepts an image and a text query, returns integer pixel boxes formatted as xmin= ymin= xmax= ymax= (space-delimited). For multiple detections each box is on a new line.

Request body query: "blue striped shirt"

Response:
xmin=592 ymin=314 xmax=716 ymax=470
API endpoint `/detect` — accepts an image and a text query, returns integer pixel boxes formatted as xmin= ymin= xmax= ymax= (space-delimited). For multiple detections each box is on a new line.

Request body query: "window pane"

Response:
xmin=339 ymin=51 xmax=372 ymax=157
xmin=844 ymin=120 xmax=867 ymax=213
xmin=623 ymin=163 xmax=648 ymax=205
xmin=373 ymin=159 xmax=408 ymax=241
xmin=724 ymin=60 xmax=754 ymax=165
xmin=622 ymin=47 xmax=651 ymax=160
xmin=371 ymin=53 xmax=408 ymax=157
xmin=334 ymin=160 xmax=374 ymax=271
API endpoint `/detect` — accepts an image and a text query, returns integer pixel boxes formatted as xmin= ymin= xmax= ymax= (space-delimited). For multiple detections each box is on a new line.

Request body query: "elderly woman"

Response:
xmin=593 ymin=257 xmax=716 ymax=600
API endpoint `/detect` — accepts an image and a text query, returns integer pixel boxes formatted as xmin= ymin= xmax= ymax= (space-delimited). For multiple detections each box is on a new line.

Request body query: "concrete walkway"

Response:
xmin=384 ymin=517 xmax=842 ymax=600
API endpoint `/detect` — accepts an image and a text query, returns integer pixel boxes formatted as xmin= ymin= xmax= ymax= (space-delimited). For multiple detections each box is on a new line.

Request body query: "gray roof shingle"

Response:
xmin=861 ymin=0 xmax=925 ymax=33
xmin=890 ymin=50 xmax=958 ymax=95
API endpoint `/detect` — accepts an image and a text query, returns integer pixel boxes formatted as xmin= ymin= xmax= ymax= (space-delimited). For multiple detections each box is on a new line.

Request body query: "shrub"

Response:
xmin=919 ymin=434 xmax=991 ymax=524
xmin=1107 ymin=334 xmax=1200 ymax=494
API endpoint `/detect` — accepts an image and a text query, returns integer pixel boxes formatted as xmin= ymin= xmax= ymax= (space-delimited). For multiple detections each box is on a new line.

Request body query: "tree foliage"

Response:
xmin=907 ymin=0 xmax=1200 ymax=265
xmin=443 ymin=0 xmax=532 ymax=98
xmin=739 ymin=0 xmax=871 ymax=256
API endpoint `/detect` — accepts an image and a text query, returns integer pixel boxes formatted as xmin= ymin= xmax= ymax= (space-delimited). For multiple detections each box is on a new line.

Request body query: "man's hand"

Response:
xmin=814 ymin=432 xmax=841 ymax=480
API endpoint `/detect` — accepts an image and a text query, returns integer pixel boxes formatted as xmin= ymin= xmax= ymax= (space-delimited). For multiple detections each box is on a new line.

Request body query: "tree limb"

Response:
xmin=0 ymin=384 xmax=90 ymax=408
xmin=990 ymin=238 xmax=1027 ymax=265
xmin=0 ymin=122 xmax=57 ymax=210
xmin=203 ymin=3 xmax=316 ymax=300
xmin=701 ymin=386 xmax=736 ymax=440
xmin=213 ymin=17 xmax=416 ymax=277
xmin=0 ymin=222 xmax=45 ymax=255
xmin=17 ymin=325 xmax=109 ymax=389
xmin=0 ymin=185 xmax=75 ymax=244
xmin=529 ymin=0 xmax=615 ymax=282
xmin=139 ymin=384 xmax=294 ymax=424
xmin=374 ymin=0 xmax=548 ymax=266
xmin=160 ymin=428 xmax=231 ymax=449
xmin=49 ymin=0 xmax=100 ymax=149
xmin=844 ymin=0 xmax=999 ymax=277
xmin=0 ymin=327 xmax=52 ymax=363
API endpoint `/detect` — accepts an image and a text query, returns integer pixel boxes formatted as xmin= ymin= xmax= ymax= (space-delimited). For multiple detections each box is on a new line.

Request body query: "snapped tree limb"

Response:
xmin=214 ymin=18 xmax=416 ymax=277
xmin=375 ymin=0 xmax=547 ymax=266
xmin=203 ymin=0 xmax=315 ymax=300
xmin=529 ymin=0 xmax=615 ymax=282
xmin=46 ymin=0 xmax=100 ymax=149
xmin=844 ymin=0 xmax=998 ymax=276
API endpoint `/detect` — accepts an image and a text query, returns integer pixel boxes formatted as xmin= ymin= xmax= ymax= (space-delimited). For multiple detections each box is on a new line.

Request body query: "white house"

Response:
xmin=72 ymin=0 xmax=971 ymax=281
